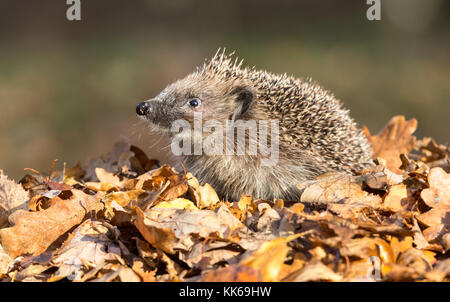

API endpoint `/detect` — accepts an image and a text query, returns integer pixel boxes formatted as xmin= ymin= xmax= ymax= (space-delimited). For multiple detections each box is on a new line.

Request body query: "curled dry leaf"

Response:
xmin=416 ymin=137 xmax=449 ymax=169
xmin=383 ymin=184 xmax=415 ymax=212
xmin=283 ymin=261 xmax=342 ymax=282
xmin=134 ymin=205 xmax=245 ymax=254
xmin=363 ymin=115 xmax=417 ymax=173
xmin=49 ymin=219 xmax=123 ymax=282
xmin=420 ymin=167 xmax=450 ymax=208
xmin=0 ymin=190 xmax=104 ymax=258
xmin=180 ymin=240 xmax=242 ymax=269
xmin=153 ymin=198 xmax=198 ymax=210
xmin=0 ymin=244 xmax=14 ymax=275
xmin=186 ymin=172 xmax=220 ymax=208
xmin=131 ymin=259 xmax=156 ymax=282
xmin=297 ymin=172 xmax=382 ymax=218
xmin=200 ymin=265 xmax=263 ymax=282
xmin=359 ymin=163 xmax=403 ymax=190
xmin=417 ymin=168 xmax=450 ymax=235
xmin=240 ymin=234 xmax=300 ymax=281
xmin=424 ymin=258 xmax=450 ymax=281
xmin=0 ymin=170 xmax=29 ymax=228
xmin=95 ymin=167 xmax=126 ymax=189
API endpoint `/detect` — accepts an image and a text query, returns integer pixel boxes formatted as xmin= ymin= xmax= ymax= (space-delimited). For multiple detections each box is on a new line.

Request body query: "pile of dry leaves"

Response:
xmin=0 ymin=115 xmax=448 ymax=282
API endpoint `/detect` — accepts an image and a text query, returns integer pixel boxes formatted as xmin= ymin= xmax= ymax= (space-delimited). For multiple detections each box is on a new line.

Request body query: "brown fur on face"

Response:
xmin=139 ymin=50 xmax=374 ymax=201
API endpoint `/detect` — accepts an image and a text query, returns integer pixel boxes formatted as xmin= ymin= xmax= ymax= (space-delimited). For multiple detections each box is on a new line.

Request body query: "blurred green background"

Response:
xmin=0 ymin=0 xmax=449 ymax=180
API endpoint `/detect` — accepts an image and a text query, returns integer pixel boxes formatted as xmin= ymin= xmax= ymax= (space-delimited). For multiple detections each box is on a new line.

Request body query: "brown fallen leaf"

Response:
xmin=187 ymin=173 xmax=220 ymax=208
xmin=420 ymin=167 xmax=450 ymax=208
xmin=131 ymin=259 xmax=156 ymax=282
xmin=0 ymin=170 xmax=29 ymax=228
xmin=11 ymin=263 xmax=51 ymax=282
xmin=425 ymin=258 xmax=450 ymax=281
xmin=49 ymin=219 xmax=123 ymax=282
xmin=240 ymin=234 xmax=300 ymax=281
xmin=383 ymin=184 xmax=415 ymax=212
xmin=417 ymin=168 xmax=450 ymax=243
xmin=0 ymin=190 xmax=104 ymax=258
xmin=416 ymin=137 xmax=449 ymax=168
xmin=153 ymin=198 xmax=198 ymax=210
xmin=64 ymin=162 xmax=86 ymax=180
xmin=200 ymin=265 xmax=262 ymax=282
xmin=363 ymin=115 xmax=417 ymax=173
xmin=118 ymin=266 xmax=141 ymax=282
xmin=130 ymin=145 xmax=159 ymax=172
xmin=134 ymin=205 xmax=245 ymax=254
xmin=359 ymin=162 xmax=403 ymax=190
xmin=443 ymin=233 xmax=450 ymax=251
xmin=0 ymin=244 xmax=14 ymax=275
xmin=297 ymin=172 xmax=382 ymax=218
xmin=283 ymin=261 xmax=342 ymax=282
xmin=297 ymin=173 xmax=380 ymax=205
xmin=340 ymin=237 xmax=394 ymax=264
xmin=95 ymin=167 xmax=126 ymax=189
xmin=394 ymin=248 xmax=435 ymax=276
xmin=341 ymin=258 xmax=380 ymax=281
xmin=180 ymin=240 xmax=242 ymax=269
xmin=390 ymin=236 xmax=413 ymax=262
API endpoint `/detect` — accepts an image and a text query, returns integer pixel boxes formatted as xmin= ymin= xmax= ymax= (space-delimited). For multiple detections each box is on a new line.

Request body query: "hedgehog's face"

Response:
xmin=136 ymin=74 xmax=254 ymax=137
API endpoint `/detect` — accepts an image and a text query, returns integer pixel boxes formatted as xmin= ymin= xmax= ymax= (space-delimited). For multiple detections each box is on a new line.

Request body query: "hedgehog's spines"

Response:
xmin=168 ymin=50 xmax=374 ymax=200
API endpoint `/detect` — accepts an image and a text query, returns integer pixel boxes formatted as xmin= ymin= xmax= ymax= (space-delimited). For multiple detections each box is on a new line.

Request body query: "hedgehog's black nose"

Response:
xmin=136 ymin=101 xmax=151 ymax=116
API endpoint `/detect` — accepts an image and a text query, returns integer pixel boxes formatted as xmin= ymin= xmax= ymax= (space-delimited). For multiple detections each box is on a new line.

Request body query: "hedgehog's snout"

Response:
xmin=136 ymin=101 xmax=152 ymax=116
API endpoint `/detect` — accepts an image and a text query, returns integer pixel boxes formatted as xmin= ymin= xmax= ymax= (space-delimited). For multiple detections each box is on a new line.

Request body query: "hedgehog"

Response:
xmin=136 ymin=50 xmax=373 ymax=202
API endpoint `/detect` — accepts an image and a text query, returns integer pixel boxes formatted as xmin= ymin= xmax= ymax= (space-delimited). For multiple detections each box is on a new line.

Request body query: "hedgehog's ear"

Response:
xmin=230 ymin=86 xmax=254 ymax=120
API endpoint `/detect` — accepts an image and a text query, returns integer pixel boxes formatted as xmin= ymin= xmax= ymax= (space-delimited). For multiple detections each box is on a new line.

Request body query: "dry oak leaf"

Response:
xmin=200 ymin=265 xmax=263 ymax=282
xmin=0 ymin=190 xmax=104 ymax=258
xmin=383 ymin=184 xmax=415 ymax=212
xmin=0 ymin=244 xmax=14 ymax=275
xmin=424 ymin=258 xmax=450 ymax=282
xmin=390 ymin=236 xmax=414 ymax=262
xmin=186 ymin=173 xmax=220 ymax=208
xmin=297 ymin=173 xmax=382 ymax=218
xmin=134 ymin=204 xmax=245 ymax=254
xmin=359 ymin=163 xmax=403 ymax=190
xmin=49 ymin=219 xmax=123 ymax=282
xmin=153 ymin=198 xmax=198 ymax=210
xmin=128 ymin=165 xmax=188 ymax=205
xmin=131 ymin=259 xmax=156 ymax=282
xmin=341 ymin=258 xmax=381 ymax=281
xmin=0 ymin=170 xmax=29 ymax=228
xmin=180 ymin=240 xmax=242 ymax=270
xmin=240 ymin=234 xmax=301 ymax=281
xmin=340 ymin=237 xmax=394 ymax=264
xmin=416 ymin=137 xmax=449 ymax=164
xmin=283 ymin=261 xmax=342 ymax=282
xmin=363 ymin=115 xmax=417 ymax=173
xmin=420 ymin=167 xmax=450 ymax=209
xmin=118 ymin=267 xmax=141 ymax=282
xmin=95 ymin=167 xmax=126 ymax=189
xmin=103 ymin=189 xmax=145 ymax=219
xmin=417 ymin=168 xmax=450 ymax=231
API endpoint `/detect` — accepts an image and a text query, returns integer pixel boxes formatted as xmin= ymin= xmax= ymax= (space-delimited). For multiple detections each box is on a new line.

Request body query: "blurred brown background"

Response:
xmin=0 ymin=0 xmax=449 ymax=180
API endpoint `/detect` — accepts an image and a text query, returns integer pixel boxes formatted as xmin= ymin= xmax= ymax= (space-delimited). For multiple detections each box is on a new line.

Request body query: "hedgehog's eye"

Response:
xmin=188 ymin=98 xmax=201 ymax=108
